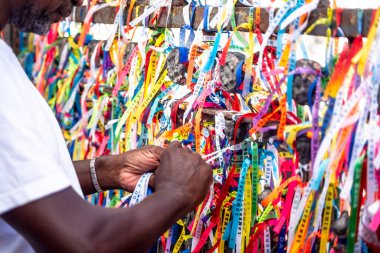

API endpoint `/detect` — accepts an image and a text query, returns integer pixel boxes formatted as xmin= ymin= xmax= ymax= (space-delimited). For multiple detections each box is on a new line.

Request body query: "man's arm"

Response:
xmin=2 ymin=142 xmax=212 ymax=253
xmin=3 ymin=187 xmax=187 ymax=253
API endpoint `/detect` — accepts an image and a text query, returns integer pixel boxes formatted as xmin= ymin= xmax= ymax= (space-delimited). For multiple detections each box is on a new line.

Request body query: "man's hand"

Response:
xmin=154 ymin=141 xmax=213 ymax=213
xmin=96 ymin=146 xmax=164 ymax=193
xmin=116 ymin=145 xmax=164 ymax=192
xmin=74 ymin=146 xmax=164 ymax=195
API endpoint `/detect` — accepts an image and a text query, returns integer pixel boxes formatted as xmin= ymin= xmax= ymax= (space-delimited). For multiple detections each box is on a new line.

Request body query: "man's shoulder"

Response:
xmin=0 ymin=39 xmax=17 ymax=63
xmin=0 ymin=40 xmax=33 ymax=96
xmin=0 ymin=40 xmax=27 ymax=78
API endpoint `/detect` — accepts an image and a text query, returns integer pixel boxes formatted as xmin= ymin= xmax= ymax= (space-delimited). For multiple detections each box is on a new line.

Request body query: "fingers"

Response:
xmin=206 ymin=166 xmax=213 ymax=186
xmin=198 ymin=156 xmax=212 ymax=187
xmin=168 ymin=141 xmax=182 ymax=149
xmin=201 ymin=163 xmax=213 ymax=183
xmin=192 ymin=152 xmax=212 ymax=184
xmin=148 ymin=174 xmax=155 ymax=189
xmin=183 ymin=146 xmax=193 ymax=153
xmin=191 ymin=151 xmax=204 ymax=163
xmin=147 ymin=146 xmax=165 ymax=159
xmin=167 ymin=141 xmax=193 ymax=155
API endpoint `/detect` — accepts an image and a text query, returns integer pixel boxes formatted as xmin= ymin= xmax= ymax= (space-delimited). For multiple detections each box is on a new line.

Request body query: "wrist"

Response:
xmin=95 ymin=155 xmax=123 ymax=191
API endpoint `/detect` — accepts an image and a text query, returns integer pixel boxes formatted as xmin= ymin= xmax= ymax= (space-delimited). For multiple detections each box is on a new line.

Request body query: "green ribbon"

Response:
xmin=251 ymin=142 xmax=259 ymax=227
xmin=347 ymin=154 xmax=366 ymax=253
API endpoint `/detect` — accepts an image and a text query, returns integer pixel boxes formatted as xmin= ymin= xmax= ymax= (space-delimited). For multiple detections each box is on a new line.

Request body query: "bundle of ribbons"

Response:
xmin=17 ymin=0 xmax=380 ymax=252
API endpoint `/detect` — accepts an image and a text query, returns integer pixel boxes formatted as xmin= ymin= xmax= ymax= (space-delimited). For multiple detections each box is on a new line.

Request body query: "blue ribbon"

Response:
xmin=228 ymin=158 xmax=251 ymax=248
xmin=236 ymin=60 xmax=244 ymax=92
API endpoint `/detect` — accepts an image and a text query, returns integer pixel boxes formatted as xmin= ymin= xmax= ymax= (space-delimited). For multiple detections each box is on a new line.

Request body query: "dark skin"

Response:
xmin=75 ymin=146 xmax=165 ymax=195
xmin=0 ymin=0 xmax=213 ymax=252
xmin=3 ymin=142 xmax=212 ymax=253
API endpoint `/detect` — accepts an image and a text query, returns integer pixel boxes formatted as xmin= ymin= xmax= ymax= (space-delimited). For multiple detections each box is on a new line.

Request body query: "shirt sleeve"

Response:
xmin=0 ymin=42 xmax=73 ymax=215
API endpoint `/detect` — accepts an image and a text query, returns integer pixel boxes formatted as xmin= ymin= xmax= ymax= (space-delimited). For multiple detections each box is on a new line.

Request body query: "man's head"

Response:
xmin=7 ymin=0 xmax=83 ymax=35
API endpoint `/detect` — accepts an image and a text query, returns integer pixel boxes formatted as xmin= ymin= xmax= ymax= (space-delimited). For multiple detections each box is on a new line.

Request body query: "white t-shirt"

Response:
xmin=0 ymin=40 xmax=83 ymax=252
